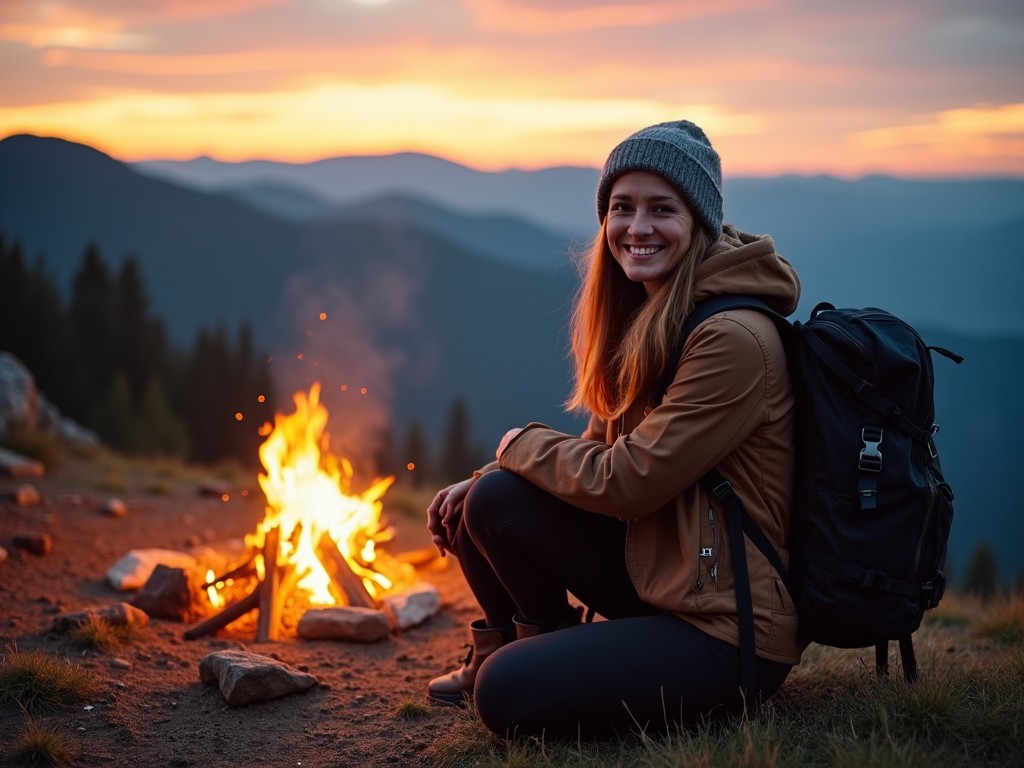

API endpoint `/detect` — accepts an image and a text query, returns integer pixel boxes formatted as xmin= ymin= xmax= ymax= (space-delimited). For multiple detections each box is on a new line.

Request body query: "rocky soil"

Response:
xmin=0 ymin=455 xmax=482 ymax=768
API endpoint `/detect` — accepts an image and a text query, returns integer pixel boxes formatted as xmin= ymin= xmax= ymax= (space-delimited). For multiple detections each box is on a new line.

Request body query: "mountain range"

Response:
xmin=1 ymin=133 xmax=1022 ymax=587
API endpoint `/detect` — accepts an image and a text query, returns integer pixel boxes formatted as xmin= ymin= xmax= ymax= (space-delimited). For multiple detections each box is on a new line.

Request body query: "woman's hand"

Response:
xmin=496 ymin=427 xmax=523 ymax=459
xmin=425 ymin=476 xmax=477 ymax=557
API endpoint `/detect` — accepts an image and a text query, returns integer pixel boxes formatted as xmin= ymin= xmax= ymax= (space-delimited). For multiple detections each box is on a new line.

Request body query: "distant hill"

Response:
xmin=135 ymin=153 xmax=1024 ymax=337
xmin=1 ymin=133 xmax=1022 ymax=586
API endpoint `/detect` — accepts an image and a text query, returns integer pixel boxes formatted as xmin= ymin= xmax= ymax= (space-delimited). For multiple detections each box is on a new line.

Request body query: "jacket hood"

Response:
xmin=694 ymin=224 xmax=801 ymax=316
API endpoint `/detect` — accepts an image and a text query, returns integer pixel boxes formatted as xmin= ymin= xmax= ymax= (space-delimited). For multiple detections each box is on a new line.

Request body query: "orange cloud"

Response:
xmin=0 ymin=0 xmax=285 ymax=50
xmin=461 ymin=0 xmax=769 ymax=34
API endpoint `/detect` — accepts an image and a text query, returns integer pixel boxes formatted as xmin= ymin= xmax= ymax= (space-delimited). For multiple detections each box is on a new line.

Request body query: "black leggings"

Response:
xmin=453 ymin=470 xmax=792 ymax=736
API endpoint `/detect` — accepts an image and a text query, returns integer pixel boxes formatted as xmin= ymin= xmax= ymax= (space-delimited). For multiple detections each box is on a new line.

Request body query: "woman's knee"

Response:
xmin=462 ymin=470 xmax=528 ymax=540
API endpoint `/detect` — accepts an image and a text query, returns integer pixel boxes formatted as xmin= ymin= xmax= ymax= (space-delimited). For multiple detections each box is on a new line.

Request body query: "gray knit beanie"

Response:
xmin=595 ymin=120 xmax=723 ymax=242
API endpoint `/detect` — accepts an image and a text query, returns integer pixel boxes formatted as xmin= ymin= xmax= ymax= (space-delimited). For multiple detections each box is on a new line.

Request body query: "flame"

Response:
xmin=238 ymin=382 xmax=413 ymax=609
xmin=206 ymin=569 xmax=225 ymax=609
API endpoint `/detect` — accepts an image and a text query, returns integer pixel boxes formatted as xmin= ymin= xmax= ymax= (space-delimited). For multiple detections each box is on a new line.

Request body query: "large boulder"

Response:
xmin=0 ymin=351 xmax=39 ymax=438
xmin=0 ymin=351 xmax=99 ymax=447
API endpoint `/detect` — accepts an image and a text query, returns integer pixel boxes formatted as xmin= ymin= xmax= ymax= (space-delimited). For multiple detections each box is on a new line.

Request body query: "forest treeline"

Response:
xmin=0 ymin=233 xmax=274 ymax=466
xmin=0 ymin=233 xmax=486 ymax=482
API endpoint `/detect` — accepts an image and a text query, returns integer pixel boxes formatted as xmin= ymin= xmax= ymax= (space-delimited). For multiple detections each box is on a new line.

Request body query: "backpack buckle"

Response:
xmin=921 ymin=571 xmax=946 ymax=609
xmin=859 ymin=427 xmax=883 ymax=472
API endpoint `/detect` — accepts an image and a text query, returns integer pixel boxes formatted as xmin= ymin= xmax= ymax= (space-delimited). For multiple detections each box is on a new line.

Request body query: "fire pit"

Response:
xmin=186 ymin=383 xmax=421 ymax=641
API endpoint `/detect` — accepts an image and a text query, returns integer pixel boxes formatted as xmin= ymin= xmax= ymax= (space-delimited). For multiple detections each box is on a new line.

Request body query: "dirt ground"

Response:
xmin=0 ymin=456 xmax=484 ymax=768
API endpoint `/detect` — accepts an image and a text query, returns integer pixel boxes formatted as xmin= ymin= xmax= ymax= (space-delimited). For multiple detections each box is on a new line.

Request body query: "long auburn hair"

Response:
xmin=565 ymin=221 xmax=713 ymax=421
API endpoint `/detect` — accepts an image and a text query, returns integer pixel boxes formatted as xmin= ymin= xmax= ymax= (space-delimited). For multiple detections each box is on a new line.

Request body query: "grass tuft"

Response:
xmin=0 ymin=649 xmax=98 ymax=713
xmin=395 ymin=698 xmax=434 ymax=720
xmin=66 ymin=615 xmax=144 ymax=653
xmin=2 ymin=717 xmax=79 ymax=768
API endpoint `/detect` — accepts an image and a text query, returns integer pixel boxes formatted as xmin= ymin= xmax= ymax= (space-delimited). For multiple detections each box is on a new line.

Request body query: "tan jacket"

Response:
xmin=496 ymin=226 xmax=805 ymax=665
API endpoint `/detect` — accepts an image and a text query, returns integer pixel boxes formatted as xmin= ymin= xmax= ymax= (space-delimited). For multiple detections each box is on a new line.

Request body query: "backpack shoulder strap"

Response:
xmin=655 ymin=296 xmax=793 ymax=713
xmin=655 ymin=295 xmax=789 ymax=404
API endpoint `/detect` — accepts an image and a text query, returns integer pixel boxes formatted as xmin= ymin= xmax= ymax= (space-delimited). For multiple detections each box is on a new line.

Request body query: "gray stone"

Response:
xmin=0 ymin=352 xmax=39 ymax=438
xmin=100 ymin=498 xmax=127 ymax=517
xmin=13 ymin=532 xmax=51 ymax=555
xmin=0 ymin=447 xmax=44 ymax=478
xmin=130 ymin=564 xmax=202 ymax=620
xmin=199 ymin=649 xmax=319 ymax=706
xmin=51 ymin=602 xmax=151 ymax=633
xmin=0 ymin=352 xmax=99 ymax=448
xmin=106 ymin=548 xmax=199 ymax=591
xmin=8 ymin=483 xmax=41 ymax=505
xmin=381 ymin=582 xmax=441 ymax=631
xmin=296 ymin=606 xmax=390 ymax=642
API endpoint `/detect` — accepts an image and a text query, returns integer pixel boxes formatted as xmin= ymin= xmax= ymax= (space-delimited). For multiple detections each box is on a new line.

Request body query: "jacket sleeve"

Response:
xmin=497 ymin=314 xmax=773 ymax=518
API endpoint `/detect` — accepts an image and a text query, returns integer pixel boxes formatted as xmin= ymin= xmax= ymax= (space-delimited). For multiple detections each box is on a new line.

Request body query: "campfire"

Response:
xmin=186 ymin=383 xmax=422 ymax=641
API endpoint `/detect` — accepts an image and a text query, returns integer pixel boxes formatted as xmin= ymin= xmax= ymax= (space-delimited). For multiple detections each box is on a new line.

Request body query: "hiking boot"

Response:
xmin=428 ymin=619 xmax=509 ymax=706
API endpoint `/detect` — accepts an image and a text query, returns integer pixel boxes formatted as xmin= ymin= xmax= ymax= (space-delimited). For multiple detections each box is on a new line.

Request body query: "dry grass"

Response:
xmin=65 ymin=615 xmax=145 ymax=653
xmin=429 ymin=592 xmax=1024 ymax=768
xmin=0 ymin=649 xmax=98 ymax=714
xmin=1 ymin=717 xmax=79 ymax=768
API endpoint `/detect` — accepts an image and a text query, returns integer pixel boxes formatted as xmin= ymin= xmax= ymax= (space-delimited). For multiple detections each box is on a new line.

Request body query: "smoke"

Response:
xmin=270 ymin=262 xmax=420 ymax=480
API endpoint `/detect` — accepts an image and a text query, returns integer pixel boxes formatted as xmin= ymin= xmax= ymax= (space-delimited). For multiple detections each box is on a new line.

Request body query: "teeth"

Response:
xmin=628 ymin=246 xmax=660 ymax=256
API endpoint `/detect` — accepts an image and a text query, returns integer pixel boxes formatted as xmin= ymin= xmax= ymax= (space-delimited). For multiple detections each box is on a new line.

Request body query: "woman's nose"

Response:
xmin=628 ymin=214 xmax=653 ymax=236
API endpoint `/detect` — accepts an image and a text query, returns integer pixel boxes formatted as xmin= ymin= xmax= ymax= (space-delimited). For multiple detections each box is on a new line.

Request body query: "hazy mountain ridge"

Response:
xmin=135 ymin=151 xmax=1024 ymax=337
xmin=1 ymin=134 xmax=1021 ymax=585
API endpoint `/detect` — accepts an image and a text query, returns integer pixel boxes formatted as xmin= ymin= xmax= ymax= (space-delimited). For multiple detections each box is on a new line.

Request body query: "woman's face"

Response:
xmin=605 ymin=171 xmax=698 ymax=296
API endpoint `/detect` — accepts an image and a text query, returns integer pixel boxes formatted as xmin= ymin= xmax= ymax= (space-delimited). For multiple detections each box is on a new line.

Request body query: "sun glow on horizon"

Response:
xmin=0 ymin=1 xmax=1019 ymax=177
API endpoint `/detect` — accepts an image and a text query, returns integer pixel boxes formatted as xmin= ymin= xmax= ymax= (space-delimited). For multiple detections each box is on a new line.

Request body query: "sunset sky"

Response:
xmin=1 ymin=0 xmax=1022 ymax=176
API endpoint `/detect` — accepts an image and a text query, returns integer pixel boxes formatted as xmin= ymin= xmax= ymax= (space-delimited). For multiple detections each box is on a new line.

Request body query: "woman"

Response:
xmin=425 ymin=120 xmax=804 ymax=736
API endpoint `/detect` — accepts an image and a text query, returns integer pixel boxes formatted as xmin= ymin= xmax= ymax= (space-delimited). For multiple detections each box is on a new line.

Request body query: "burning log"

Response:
xmin=314 ymin=532 xmax=376 ymax=609
xmin=256 ymin=526 xmax=282 ymax=642
xmin=184 ymin=583 xmax=263 ymax=640
xmin=202 ymin=558 xmax=258 ymax=589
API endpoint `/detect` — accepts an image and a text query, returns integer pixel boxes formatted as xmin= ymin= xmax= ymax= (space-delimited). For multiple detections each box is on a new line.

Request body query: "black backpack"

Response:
xmin=661 ymin=297 xmax=963 ymax=704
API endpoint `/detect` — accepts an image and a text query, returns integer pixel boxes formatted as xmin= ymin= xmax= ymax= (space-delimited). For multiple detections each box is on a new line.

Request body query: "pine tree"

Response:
xmin=91 ymin=371 xmax=140 ymax=453
xmin=963 ymin=541 xmax=999 ymax=600
xmin=439 ymin=397 xmax=484 ymax=483
xmin=138 ymin=377 xmax=190 ymax=457
xmin=67 ymin=243 xmax=116 ymax=423
xmin=113 ymin=255 xmax=170 ymax=404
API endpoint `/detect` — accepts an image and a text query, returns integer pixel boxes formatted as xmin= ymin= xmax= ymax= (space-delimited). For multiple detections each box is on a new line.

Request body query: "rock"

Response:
xmin=8 ymin=483 xmax=41 ymax=505
xmin=296 ymin=606 xmax=390 ymax=642
xmin=0 ymin=447 xmax=44 ymax=478
xmin=0 ymin=352 xmax=39 ymax=437
xmin=51 ymin=602 xmax=150 ymax=633
xmin=381 ymin=582 xmax=441 ymax=631
xmin=199 ymin=649 xmax=318 ymax=706
xmin=0 ymin=352 xmax=99 ymax=449
xmin=106 ymin=549 xmax=199 ymax=591
xmin=100 ymin=498 xmax=127 ymax=517
xmin=0 ymin=545 xmax=7 ymax=564
xmin=130 ymin=565 xmax=202 ymax=620
xmin=12 ymin=532 xmax=52 ymax=555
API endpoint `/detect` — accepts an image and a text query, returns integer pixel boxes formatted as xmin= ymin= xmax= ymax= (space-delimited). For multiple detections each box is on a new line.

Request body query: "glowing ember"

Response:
xmin=225 ymin=382 xmax=414 ymax=612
